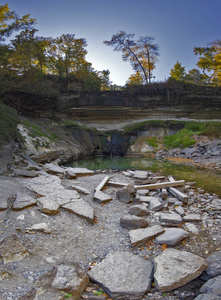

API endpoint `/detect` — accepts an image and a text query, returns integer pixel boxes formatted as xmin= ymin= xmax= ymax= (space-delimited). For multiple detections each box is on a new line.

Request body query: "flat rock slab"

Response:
xmin=12 ymin=192 xmax=36 ymax=210
xmin=14 ymin=169 xmax=39 ymax=177
xmin=37 ymin=197 xmax=60 ymax=215
xmin=138 ymin=196 xmax=159 ymax=204
xmin=129 ymin=204 xmax=149 ymax=216
xmin=93 ymin=190 xmax=112 ymax=203
xmin=155 ymin=228 xmax=189 ymax=246
xmin=183 ymin=214 xmax=202 ymax=222
xmin=120 ymin=215 xmax=149 ymax=229
xmin=154 ymin=248 xmax=208 ymax=292
xmin=160 ymin=212 xmax=182 ymax=225
xmin=43 ymin=163 xmax=65 ymax=174
xmin=71 ymin=184 xmax=90 ymax=195
xmin=52 ymin=263 xmax=89 ymax=298
xmin=88 ymin=251 xmax=153 ymax=299
xmin=26 ymin=222 xmax=51 ymax=234
xmin=25 ymin=175 xmax=63 ymax=196
xmin=129 ymin=225 xmax=165 ymax=247
xmin=134 ymin=170 xmax=149 ymax=179
xmin=62 ymin=198 xmax=95 ymax=222
xmin=69 ymin=168 xmax=94 ymax=176
xmin=136 ymin=189 xmax=150 ymax=196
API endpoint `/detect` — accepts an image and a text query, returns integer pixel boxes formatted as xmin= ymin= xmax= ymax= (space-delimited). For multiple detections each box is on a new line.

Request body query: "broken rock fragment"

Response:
xmin=155 ymin=228 xmax=189 ymax=246
xmin=62 ymin=198 xmax=95 ymax=222
xmin=129 ymin=225 xmax=165 ymax=247
xmin=154 ymin=248 xmax=208 ymax=292
xmin=52 ymin=263 xmax=89 ymax=300
xmin=88 ymin=251 xmax=153 ymax=299
xmin=129 ymin=204 xmax=149 ymax=216
xmin=93 ymin=190 xmax=112 ymax=203
xmin=120 ymin=215 xmax=149 ymax=229
xmin=116 ymin=183 xmax=134 ymax=203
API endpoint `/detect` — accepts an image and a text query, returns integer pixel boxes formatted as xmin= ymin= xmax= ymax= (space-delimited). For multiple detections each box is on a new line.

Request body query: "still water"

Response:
xmin=69 ymin=156 xmax=221 ymax=197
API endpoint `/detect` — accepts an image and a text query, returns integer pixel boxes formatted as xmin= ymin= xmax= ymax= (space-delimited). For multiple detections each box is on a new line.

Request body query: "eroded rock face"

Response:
xmin=154 ymin=248 xmax=208 ymax=292
xmin=88 ymin=251 xmax=154 ymax=299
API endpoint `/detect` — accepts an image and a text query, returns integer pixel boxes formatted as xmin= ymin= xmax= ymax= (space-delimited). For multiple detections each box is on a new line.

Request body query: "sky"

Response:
xmin=3 ymin=0 xmax=221 ymax=85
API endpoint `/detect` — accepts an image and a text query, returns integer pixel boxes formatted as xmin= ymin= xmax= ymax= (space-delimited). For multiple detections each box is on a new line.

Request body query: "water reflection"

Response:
xmin=69 ymin=156 xmax=221 ymax=197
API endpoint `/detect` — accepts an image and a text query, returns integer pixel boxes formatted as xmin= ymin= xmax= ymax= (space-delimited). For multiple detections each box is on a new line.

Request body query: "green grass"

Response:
xmin=145 ymin=137 xmax=159 ymax=148
xmin=164 ymin=128 xmax=196 ymax=148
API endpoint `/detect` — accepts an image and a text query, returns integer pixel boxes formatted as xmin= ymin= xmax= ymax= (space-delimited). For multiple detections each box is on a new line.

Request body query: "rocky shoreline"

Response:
xmin=0 ymin=152 xmax=220 ymax=299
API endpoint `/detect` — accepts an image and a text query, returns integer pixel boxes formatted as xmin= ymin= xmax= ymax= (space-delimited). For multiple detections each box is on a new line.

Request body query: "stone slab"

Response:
xmin=88 ymin=251 xmax=153 ymax=299
xmin=71 ymin=184 xmax=90 ymax=195
xmin=129 ymin=225 xmax=165 ymax=247
xmin=183 ymin=214 xmax=202 ymax=222
xmin=160 ymin=212 xmax=182 ymax=224
xmin=12 ymin=192 xmax=36 ymax=210
xmin=62 ymin=198 xmax=95 ymax=222
xmin=69 ymin=168 xmax=94 ymax=176
xmin=134 ymin=170 xmax=149 ymax=180
xmin=155 ymin=228 xmax=189 ymax=246
xmin=93 ymin=190 xmax=112 ymax=203
xmin=154 ymin=248 xmax=208 ymax=292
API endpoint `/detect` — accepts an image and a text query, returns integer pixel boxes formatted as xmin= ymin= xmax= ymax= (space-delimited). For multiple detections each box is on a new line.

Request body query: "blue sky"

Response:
xmin=4 ymin=0 xmax=221 ymax=85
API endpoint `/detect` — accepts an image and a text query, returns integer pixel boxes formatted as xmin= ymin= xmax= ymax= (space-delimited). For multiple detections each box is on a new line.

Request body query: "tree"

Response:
xmin=185 ymin=68 xmax=206 ymax=84
xmin=169 ymin=61 xmax=186 ymax=80
xmin=98 ymin=69 xmax=111 ymax=90
xmin=193 ymin=41 xmax=221 ymax=84
xmin=103 ymin=31 xmax=159 ymax=84
xmin=46 ymin=34 xmax=87 ymax=78
xmin=0 ymin=4 xmax=36 ymax=42
xmin=127 ymin=71 xmax=144 ymax=84
xmin=135 ymin=36 xmax=159 ymax=83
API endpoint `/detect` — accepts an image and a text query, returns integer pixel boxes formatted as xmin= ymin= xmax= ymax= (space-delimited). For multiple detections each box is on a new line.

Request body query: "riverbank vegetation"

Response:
xmin=124 ymin=120 xmax=221 ymax=149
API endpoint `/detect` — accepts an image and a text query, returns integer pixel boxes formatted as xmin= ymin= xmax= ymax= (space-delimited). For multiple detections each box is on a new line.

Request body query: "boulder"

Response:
xmin=120 ymin=215 xmax=149 ymax=229
xmin=129 ymin=204 xmax=149 ymax=216
xmin=88 ymin=251 xmax=153 ymax=299
xmin=155 ymin=228 xmax=189 ymax=246
xmin=199 ymin=275 xmax=221 ymax=296
xmin=52 ymin=263 xmax=89 ymax=300
xmin=204 ymin=250 xmax=221 ymax=279
xmin=154 ymin=248 xmax=208 ymax=292
xmin=129 ymin=225 xmax=165 ymax=247
xmin=116 ymin=183 xmax=134 ymax=203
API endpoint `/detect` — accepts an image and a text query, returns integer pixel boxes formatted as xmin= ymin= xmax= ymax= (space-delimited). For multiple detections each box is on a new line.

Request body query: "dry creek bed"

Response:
xmin=0 ymin=164 xmax=220 ymax=300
